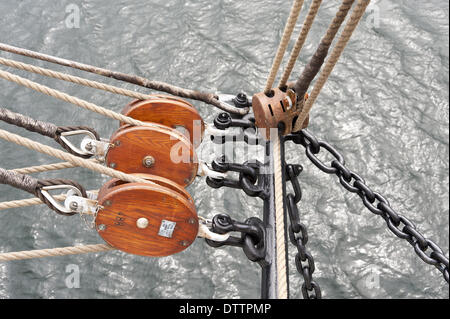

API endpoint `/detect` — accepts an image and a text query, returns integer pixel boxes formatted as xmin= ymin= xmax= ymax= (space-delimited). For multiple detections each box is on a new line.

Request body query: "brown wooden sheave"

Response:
xmin=96 ymin=174 xmax=198 ymax=257
xmin=106 ymin=124 xmax=198 ymax=187
xmin=121 ymin=96 xmax=205 ymax=148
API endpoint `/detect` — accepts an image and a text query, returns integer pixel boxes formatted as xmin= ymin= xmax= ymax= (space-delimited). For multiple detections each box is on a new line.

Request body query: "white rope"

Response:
xmin=273 ymin=135 xmax=288 ymax=299
xmin=0 ymin=57 xmax=156 ymax=101
xmin=278 ymin=0 xmax=323 ymax=88
xmin=264 ymin=0 xmax=305 ymax=94
xmin=293 ymin=0 xmax=371 ymax=130
xmin=0 ymin=195 xmax=64 ymax=211
xmin=11 ymin=161 xmax=95 ymax=175
xmin=0 ymin=244 xmax=115 ymax=261
xmin=0 ymin=68 xmax=171 ymax=131
xmin=0 ymin=129 xmax=153 ymax=185
xmin=0 ymin=189 xmax=97 ymax=212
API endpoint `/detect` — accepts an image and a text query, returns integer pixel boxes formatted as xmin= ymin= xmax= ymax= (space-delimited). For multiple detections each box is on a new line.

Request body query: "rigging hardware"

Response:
xmin=96 ymin=173 xmax=198 ymax=257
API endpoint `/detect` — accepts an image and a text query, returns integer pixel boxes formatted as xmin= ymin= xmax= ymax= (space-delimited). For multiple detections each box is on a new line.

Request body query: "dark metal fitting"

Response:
xmin=233 ymin=92 xmax=250 ymax=109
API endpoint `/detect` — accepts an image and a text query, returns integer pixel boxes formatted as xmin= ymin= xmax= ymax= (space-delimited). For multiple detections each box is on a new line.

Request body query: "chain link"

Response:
xmin=286 ymin=130 xmax=449 ymax=284
xmin=285 ymin=164 xmax=322 ymax=299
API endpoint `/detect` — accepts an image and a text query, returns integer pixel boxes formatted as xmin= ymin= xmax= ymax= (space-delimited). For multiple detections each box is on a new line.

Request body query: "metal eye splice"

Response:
xmin=39 ymin=184 xmax=84 ymax=215
xmin=252 ymin=87 xmax=309 ymax=140
xmin=58 ymin=129 xmax=99 ymax=157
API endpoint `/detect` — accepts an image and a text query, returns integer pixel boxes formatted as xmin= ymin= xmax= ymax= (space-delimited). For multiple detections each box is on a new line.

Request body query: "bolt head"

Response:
xmin=98 ymin=224 xmax=107 ymax=231
xmin=142 ymin=155 xmax=155 ymax=168
xmin=84 ymin=142 xmax=93 ymax=151
xmin=69 ymin=201 xmax=79 ymax=210
xmin=109 ymin=162 xmax=117 ymax=169
xmin=136 ymin=217 xmax=149 ymax=229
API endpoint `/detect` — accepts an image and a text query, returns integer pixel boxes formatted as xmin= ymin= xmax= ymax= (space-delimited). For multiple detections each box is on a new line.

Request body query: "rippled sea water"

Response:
xmin=0 ymin=0 xmax=448 ymax=299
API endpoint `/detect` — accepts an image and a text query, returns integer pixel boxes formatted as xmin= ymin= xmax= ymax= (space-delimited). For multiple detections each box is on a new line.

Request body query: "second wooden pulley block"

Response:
xmin=105 ymin=124 xmax=198 ymax=187
xmin=122 ymin=95 xmax=205 ymax=148
xmin=252 ymin=88 xmax=309 ymax=140
xmin=96 ymin=174 xmax=198 ymax=257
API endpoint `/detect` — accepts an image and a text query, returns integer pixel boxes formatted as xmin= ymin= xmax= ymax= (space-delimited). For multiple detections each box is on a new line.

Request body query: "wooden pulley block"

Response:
xmin=105 ymin=125 xmax=198 ymax=187
xmin=97 ymin=173 xmax=194 ymax=207
xmin=121 ymin=96 xmax=205 ymax=148
xmin=252 ymin=88 xmax=309 ymax=140
xmin=96 ymin=174 xmax=198 ymax=257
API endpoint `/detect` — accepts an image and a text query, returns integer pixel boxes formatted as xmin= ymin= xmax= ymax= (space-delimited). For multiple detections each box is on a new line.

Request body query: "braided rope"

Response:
xmin=0 ymin=68 xmax=148 ymax=127
xmin=0 ymin=188 xmax=97 ymax=211
xmin=271 ymin=134 xmax=288 ymax=299
xmin=0 ymin=195 xmax=63 ymax=211
xmin=0 ymin=106 xmax=57 ymax=138
xmin=264 ymin=0 xmax=305 ymax=94
xmin=11 ymin=162 xmax=82 ymax=175
xmin=278 ymin=0 xmax=323 ymax=88
xmin=0 ymin=57 xmax=155 ymax=101
xmin=293 ymin=0 xmax=371 ymax=131
xmin=0 ymin=42 xmax=248 ymax=115
xmin=0 ymin=129 xmax=152 ymax=185
xmin=0 ymin=68 xmax=193 ymax=146
xmin=0 ymin=244 xmax=115 ymax=261
xmin=293 ymin=0 xmax=355 ymax=100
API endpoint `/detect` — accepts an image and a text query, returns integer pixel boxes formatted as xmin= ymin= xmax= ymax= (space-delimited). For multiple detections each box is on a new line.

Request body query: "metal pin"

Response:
xmin=142 ymin=156 xmax=155 ymax=168
xmin=69 ymin=201 xmax=79 ymax=211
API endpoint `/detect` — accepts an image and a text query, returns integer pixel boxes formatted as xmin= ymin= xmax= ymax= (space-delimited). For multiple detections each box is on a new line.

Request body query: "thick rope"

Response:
xmin=0 ymin=69 xmax=192 ymax=146
xmin=0 ymin=107 xmax=100 ymax=158
xmin=0 ymin=57 xmax=156 ymax=101
xmin=0 ymin=244 xmax=115 ymax=261
xmin=0 ymin=194 xmax=66 ymax=211
xmin=11 ymin=161 xmax=81 ymax=174
xmin=0 ymin=129 xmax=152 ymax=185
xmin=0 ymin=106 xmax=57 ymax=138
xmin=293 ymin=0 xmax=371 ymax=130
xmin=0 ymin=167 xmax=38 ymax=195
xmin=273 ymin=135 xmax=288 ymax=299
xmin=293 ymin=0 xmax=355 ymax=100
xmin=0 ymin=43 xmax=248 ymax=115
xmin=0 ymin=69 xmax=148 ymax=127
xmin=0 ymin=188 xmax=97 ymax=211
xmin=264 ymin=0 xmax=305 ymax=95
xmin=278 ymin=0 xmax=323 ymax=88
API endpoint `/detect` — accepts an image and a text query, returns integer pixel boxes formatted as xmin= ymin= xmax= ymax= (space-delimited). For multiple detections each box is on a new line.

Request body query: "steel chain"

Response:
xmin=286 ymin=130 xmax=449 ymax=284
xmin=285 ymin=164 xmax=322 ymax=299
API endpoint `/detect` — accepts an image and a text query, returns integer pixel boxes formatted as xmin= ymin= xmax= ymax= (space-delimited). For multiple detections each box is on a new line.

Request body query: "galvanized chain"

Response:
xmin=285 ymin=163 xmax=322 ymax=299
xmin=285 ymin=130 xmax=450 ymax=284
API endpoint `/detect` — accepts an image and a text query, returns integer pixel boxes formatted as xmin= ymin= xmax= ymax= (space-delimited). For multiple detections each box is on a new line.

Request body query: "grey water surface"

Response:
xmin=0 ymin=0 xmax=448 ymax=299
